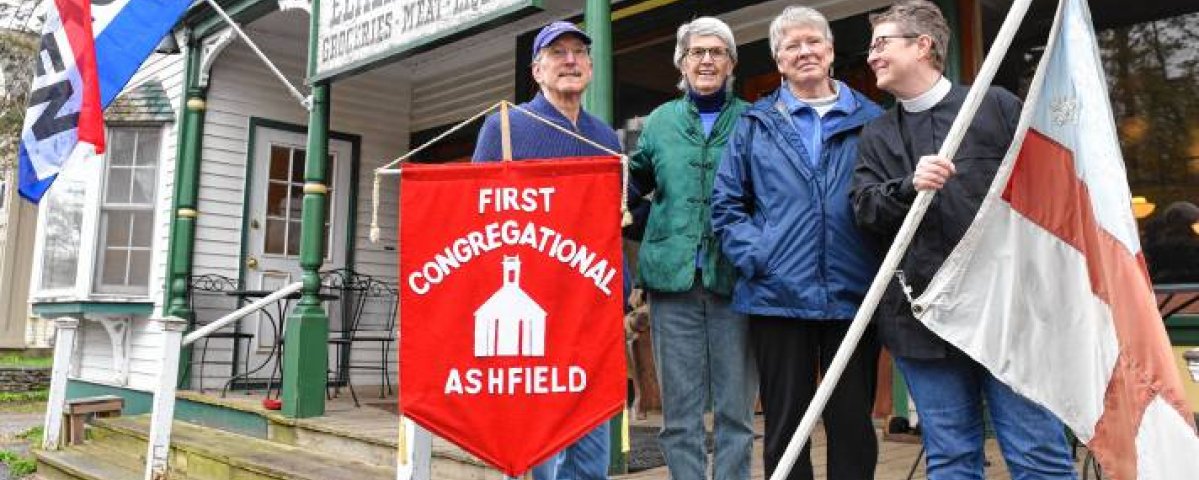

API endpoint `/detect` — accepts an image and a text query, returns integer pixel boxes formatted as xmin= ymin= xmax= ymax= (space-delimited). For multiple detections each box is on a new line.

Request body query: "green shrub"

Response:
xmin=0 ymin=355 xmax=52 ymax=368
xmin=17 ymin=426 xmax=42 ymax=446
xmin=0 ymin=390 xmax=48 ymax=403
xmin=0 ymin=450 xmax=35 ymax=476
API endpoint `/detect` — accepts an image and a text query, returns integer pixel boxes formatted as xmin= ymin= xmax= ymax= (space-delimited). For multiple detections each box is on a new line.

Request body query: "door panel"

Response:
xmin=245 ymin=126 xmax=352 ymax=363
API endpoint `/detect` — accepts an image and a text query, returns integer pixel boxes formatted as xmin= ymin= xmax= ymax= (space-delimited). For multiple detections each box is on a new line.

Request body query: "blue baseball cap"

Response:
xmin=532 ymin=21 xmax=591 ymax=57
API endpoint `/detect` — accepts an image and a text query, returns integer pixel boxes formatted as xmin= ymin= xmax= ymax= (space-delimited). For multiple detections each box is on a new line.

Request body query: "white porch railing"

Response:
xmin=40 ymin=281 xmax=432 ymax=480
xmin=144 ymin=281 xmax=304 ymax=479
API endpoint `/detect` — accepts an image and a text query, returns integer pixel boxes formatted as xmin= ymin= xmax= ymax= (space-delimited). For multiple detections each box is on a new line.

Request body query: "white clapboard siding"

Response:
xmin=400 ymin=0 xmax=604 ymax=132
xmin=69 ymin=50 xmax=184 ymax=391
xmin=74 ymin=318 xmax=164 ymax=390
xmin=409 ymin=57 xmax=514 ymax=132
xmin=126 ymin=320 xmax=166 ymax=389
xmin=177 ymin=11 xmax=410 ymax=389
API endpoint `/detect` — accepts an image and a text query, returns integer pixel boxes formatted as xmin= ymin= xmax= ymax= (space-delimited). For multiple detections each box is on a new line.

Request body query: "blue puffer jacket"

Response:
xmin=711 ymin=85 xmax=883 ymax=319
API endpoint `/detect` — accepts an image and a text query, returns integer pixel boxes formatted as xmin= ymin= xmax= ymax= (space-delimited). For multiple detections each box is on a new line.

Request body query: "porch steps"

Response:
xmin=173 ymin=390 xmax=495 ymax=478
xmin=36 ymin=414 xmax=396 ymax=480
xmin=34 ymin=443 xmax=142 ymax=480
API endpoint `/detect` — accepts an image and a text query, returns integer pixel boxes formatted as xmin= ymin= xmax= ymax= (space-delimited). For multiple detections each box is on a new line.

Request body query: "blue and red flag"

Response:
xmin=18 ymin=0 xmax=190 ymax=203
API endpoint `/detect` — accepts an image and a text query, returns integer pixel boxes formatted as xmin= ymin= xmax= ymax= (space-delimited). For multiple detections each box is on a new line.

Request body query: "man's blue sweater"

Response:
xmin=471 ymin=92 xmax=631 ymax=306
xmin=472 ymin=93 xmax=621 ymax=161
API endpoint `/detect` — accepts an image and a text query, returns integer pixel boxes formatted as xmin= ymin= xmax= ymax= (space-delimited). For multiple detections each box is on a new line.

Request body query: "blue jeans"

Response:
xmin=650 ymin=284 xmax=757 ymax=479
xmin=531 ymin=420 xmax=610 ymax=480
xmin=895 ymin=353 xmax=1078 ymax=480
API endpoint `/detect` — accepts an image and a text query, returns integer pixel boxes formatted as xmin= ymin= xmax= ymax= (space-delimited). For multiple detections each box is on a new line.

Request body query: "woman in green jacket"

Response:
xmin=627 ymin=16 xmax=756 ymax=480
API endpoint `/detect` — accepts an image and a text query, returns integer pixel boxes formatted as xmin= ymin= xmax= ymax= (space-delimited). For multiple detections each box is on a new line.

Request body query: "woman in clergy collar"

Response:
xmin=626 ymin=16 xmax=756 ymax=480
xmin=710 ymin=6 xmax=884 ymax=480
xmin=851 ymin=1 xmax=1076 ymax=480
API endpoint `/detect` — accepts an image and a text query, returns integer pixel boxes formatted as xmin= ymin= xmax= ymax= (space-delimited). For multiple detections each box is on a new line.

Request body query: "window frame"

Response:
xmin=93 ymin=127 xmax=163 ymax=295
xmin=30 ymin=124 xmax=167 ymax=302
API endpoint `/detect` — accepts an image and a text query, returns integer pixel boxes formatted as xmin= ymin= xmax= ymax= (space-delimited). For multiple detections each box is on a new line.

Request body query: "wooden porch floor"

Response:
xmin=195 ymin=386 xmax=1099 ymax=479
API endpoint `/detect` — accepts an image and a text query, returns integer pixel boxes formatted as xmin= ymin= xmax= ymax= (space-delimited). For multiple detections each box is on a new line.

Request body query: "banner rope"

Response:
xmin=370 ymin=100 xmax=632 ymax=243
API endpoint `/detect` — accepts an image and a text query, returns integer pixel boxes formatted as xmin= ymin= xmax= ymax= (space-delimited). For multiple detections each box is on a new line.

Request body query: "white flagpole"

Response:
xmin=201 ymin=0 xmax=311 ymax=110
xmin=768 ymin=0 xmax=1037 ymax=478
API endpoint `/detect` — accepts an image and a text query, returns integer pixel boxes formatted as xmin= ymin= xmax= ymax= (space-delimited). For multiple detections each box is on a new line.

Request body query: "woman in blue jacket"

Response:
xmin=710 ymin=6 xmax=883 ymax=480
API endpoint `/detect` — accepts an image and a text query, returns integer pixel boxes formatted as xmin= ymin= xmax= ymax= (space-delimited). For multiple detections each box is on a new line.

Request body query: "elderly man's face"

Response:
xmin=775 ymin=25 xmax=834 ymax=90
xmin=682 ymin=35 xmax=734 ymax=96
xmin=532 ymin=35 xmax=592 ymax=98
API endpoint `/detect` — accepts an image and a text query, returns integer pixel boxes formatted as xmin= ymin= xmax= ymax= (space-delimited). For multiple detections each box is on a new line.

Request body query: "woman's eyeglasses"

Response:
xmin=686 ymin=47 xmax=730 ymax=61
xmin=868 ymin=34 xmax=920 ymax=54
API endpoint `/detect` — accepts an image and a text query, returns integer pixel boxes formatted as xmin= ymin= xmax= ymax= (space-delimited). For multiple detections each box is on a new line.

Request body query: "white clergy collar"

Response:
xmin=900 ymin=76 xmax=952 ymax=113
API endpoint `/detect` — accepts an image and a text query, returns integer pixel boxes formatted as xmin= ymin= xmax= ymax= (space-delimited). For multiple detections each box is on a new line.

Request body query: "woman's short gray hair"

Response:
xmin=673 ymin=16 xmax=738 ymax=92
xmin=768 ymin=6 xmax=834 ymax=58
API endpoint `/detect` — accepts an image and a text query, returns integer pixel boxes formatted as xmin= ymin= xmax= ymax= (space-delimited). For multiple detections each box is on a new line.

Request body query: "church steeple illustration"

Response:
xmin=504 ymin=256 xmax=520 ymax=285
xmin=474 ymin=256 xmax=547 ymax=357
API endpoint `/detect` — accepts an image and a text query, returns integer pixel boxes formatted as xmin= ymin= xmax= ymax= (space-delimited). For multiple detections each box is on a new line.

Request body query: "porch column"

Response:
xmin=935 ymin=0 xmax=964 ymax=82
xmin=583 ymin=0 xmax=613 ymax=124
xmin=166 ymin=36 xmax=207 ymax=387
xmin=583 ymin=1 xmax=625 ymax=475
xmin=283 ymin=0 xmax=331 ymax=417
xmin=42 ymin=317 xmax=79 ymax=450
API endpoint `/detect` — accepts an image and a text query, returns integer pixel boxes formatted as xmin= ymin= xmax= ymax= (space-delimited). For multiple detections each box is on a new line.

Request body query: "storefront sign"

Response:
xmin=315 ymin=0 xmax=543 ymax=82
xmin=398 ymin=157 xmax=626 ymax=476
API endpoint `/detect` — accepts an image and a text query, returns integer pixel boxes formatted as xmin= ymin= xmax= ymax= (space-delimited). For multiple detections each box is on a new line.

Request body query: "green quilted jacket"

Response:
xmin=629 ymin=94 xmax=749 ymax=296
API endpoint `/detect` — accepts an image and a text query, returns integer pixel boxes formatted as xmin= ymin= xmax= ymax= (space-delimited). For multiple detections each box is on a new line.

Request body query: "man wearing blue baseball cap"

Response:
xmin=473 ymin=20 xmax=622 ymax=480
xmin=472 ymin=21 xmax=618 ymax=162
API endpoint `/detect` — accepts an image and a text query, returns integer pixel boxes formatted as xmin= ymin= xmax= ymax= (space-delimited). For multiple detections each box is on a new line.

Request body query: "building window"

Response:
xmin=95 ymin=128 xmax=160 ymax=294
xmin=993 ymin=3 xmax=1199 ymax=285
xmin=263 ymin=144 xmax=336 ymax=259
xmin=38 ymin=173 xmax=86 ymax=291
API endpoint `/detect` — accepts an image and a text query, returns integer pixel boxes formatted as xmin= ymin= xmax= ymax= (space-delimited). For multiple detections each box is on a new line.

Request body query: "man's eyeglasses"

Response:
xmin=686 ymin=46 xmax=729 ymax=61
xmin=868 ymin=34 xmax=920 ymax=54
xmin=545 ymin=46 xmax=591 ymax=61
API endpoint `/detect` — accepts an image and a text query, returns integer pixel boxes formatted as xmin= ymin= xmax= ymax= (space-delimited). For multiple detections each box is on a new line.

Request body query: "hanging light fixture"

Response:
xmin=1131 ymin=196 xmax=1156 ymax=219
xmin=1191 ymin=222 xmax=1199 ymax=236
xmin=1186 ymin=349 xmax=1199 ymax=383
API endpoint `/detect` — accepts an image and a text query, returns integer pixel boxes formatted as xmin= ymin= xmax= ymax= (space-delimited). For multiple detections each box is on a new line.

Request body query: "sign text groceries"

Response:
xmin=406 ymin=187 xmax=618 ymax=296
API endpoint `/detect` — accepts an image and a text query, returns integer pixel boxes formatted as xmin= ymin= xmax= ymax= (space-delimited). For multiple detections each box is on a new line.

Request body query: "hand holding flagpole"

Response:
xmin=767 ymin=0 xmax=1036 ymax=478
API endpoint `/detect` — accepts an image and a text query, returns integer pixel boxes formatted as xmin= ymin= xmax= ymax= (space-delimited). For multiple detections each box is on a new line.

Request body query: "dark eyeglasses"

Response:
xmin=868 ymin=34 xmax=920 ymax=54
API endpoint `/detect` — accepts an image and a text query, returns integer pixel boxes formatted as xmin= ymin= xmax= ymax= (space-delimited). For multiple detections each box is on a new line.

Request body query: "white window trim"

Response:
xmin=29 ymin=125 xmax=168 ymax=303
xmin=30 ymin=157 xmax=102 ymax=302
xmin=93 ymin=128 xmax=164 ymax=296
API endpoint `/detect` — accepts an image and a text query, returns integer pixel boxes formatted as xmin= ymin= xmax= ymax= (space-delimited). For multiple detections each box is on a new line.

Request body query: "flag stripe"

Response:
xmin=1136 ymin=396 xmax=1199 ymax=479
xmin=92 ymin=0 xmax=191 ymax=106
xmin=1003 ymin=128 xmax=1195 ymax=479
xmin=921 ymin=205 xmax=1119 ymax=440
xmin=51 ymin=0 xmax=103 ymax=151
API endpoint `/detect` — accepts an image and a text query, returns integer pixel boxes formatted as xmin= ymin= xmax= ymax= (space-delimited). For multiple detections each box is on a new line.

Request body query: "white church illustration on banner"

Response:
xmin=474 ymin=256 xmax=547 ymax=357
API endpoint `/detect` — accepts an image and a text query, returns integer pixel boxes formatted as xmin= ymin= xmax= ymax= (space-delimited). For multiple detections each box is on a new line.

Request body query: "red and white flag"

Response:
xmin=912 ymin=0 xmax=1199 ymax=477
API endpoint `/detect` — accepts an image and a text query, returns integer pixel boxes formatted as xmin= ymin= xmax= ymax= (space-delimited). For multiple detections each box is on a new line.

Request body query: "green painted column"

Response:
xmin=583 ymin=0 xmax=613 ymax=124
xmin=283 ymin=0 xmax=330 ymax=418
xmin=166 ymin=36 xmax=206 ymax=388
xmin=583 ymin=1 xmax=624 ymax=474
xmin=935 ymin=0 xmax=964 ymax=83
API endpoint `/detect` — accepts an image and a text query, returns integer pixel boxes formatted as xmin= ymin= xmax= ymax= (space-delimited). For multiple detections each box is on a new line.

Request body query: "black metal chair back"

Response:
xmin=186 ymin=274 xmax=253 ymax=392
xmin=322 ymin=270 xmax=399 ymax=406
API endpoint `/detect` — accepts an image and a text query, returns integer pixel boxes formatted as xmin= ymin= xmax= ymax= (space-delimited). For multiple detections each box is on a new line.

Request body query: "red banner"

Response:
xmin=399 ymin=157 xmax=626 ymax=476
